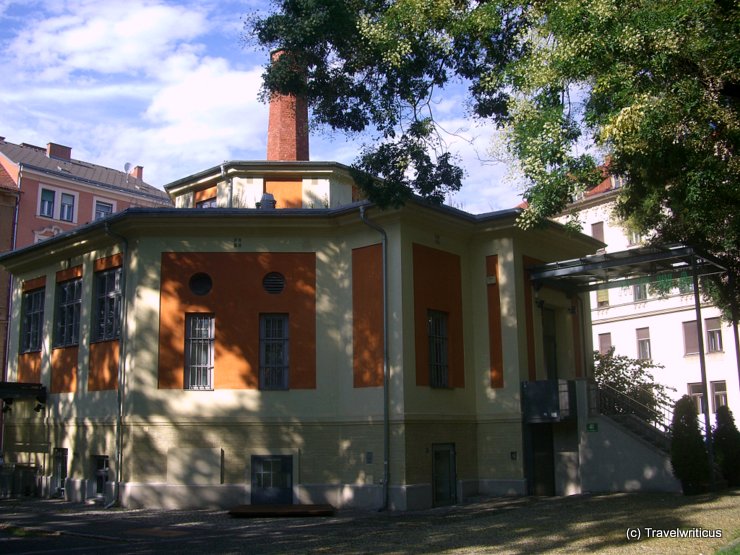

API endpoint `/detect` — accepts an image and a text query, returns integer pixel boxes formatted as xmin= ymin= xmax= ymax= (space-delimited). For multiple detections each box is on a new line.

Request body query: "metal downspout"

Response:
xmin=691 ymin=254 xmax=715 ymax=490
xmin=359 ymin=205 xmax=390 ymax=511
xmin=103 ymin=222 xmax=129 ymax=508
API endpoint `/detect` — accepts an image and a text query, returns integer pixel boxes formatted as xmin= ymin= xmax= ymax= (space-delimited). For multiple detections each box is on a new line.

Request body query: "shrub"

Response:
xmin=670 ymin=395 xmax=710 ymax=494
xmin=713 ymin=405 xmax=740 ymax=486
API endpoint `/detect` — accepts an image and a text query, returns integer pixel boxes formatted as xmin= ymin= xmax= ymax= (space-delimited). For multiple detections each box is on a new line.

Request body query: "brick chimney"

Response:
xmin=266 ymin=50 xmax=309 ymax=161
xmin=130 ymin=165 xmax=144 ymax=180
xmin=47 ymin=142 xmax=72 ymax=161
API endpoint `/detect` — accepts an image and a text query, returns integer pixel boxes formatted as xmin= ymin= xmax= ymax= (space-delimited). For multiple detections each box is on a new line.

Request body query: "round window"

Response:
xmin=189 ymin=272 xmax=213 ymax=296
xmin=262 ymin=272 xmax=285 ymax=294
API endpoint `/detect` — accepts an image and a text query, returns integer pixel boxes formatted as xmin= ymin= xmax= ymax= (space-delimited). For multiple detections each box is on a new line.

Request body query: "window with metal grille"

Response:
xmin=54 ymin=278 xmax=82 ymax=347
xmin=93 ymin=267 xmax=121 ymax=342
xmin=428 ymin=310 xmax=449 ymax=388
xmin=21 ymin=288 xmax=45 ymax=353
xmin=40 ymin=189 xmax=54 ymax=217
xmin=598 ymin=333 xmax=612 ymax=355
xmin=636 ymin=327 xmax=651 ymax=360
xmin=712 ymin=381 xmax=727 ymax=413
xmin=259 ymin=314 xmax=289 ymax=390
xmin=60 ymin=193 xmax=75 ymax=222
xmin=683 ymin=321 xmax=699 ymax=355
xmin=706 ymin=317 xmax=723 ymax=353
xmin=184 ymin=314 xmax=214 ymax=390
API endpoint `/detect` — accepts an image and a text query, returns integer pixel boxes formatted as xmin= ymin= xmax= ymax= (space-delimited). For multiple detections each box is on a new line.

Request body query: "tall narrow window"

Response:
xmin=688 ymin=383 xmax=705 ymax=414
xmin=184 ymin=314 xmax=214 ymax=390
xmin=40 ymin=189 xmax=54 ymax=217
xmin=636 ymin=327 xmax=651 ymax=360
xmin=712 ymin=381 xmax=727 ymax=413
xmin=706 ymin=317 xmax=723 ymax=353
xmin=21 ymin=288 xmax=45 ymax=353
xmin=60 ymin=193 xmax=75 ymax=222
xmin=633 ymin=284 xmax=647 ymax=302
xmin=93 ymin=267 xmax=122 ymax=341
xmin=428 ymin=310 xmax=449 ymax=388
xmin=683 ymin=321 xmax=699 ymax=355
xmin=591 ymin=221 xmax=604 ymax=242
xmin=54 ymin=278 xmax=82 ymax=347
xmin=598 ymin=333 xmax=612 ymax=355
xmin=596 ymin=288 xmax=609 ymax=307
xmin=260 ymin=314 xmax=289 ymax=390
xmin=93 ymin=455 xmax=109 ymax=496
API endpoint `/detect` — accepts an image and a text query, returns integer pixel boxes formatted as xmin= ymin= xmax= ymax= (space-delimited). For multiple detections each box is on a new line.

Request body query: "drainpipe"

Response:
xmin=359 ymin=205 xmax=389 ymax=511
xmin=103 ymin=222 xmax=129 ymax=508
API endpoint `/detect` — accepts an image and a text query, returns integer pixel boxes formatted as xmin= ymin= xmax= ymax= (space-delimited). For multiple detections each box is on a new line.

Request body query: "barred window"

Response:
xmin=428 ymin=310 xmax=449 ymax=388
xmin=21 ymin=288 xmax=45 ymax=353
xmin=54 ymin=278 xmax=82 ymax=348
xmin=94 ymin=267 xmax=122 ymax=342
xmin=260 ymin=314 xmax=289 ymax=390
xmin=184 ymin=314 xmax=214 ymax=390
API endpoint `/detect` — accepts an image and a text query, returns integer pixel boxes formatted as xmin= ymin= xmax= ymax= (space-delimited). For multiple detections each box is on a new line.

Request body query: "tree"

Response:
xmin=593 ymin=348 xmax=674 ymax=420
xmin=670 ymin=395 xmax=710 ymax=494
xmin=713 ymin=405 xmax=740 ymax=486
xmin=247 ymin=0 xmax=739 ymax=313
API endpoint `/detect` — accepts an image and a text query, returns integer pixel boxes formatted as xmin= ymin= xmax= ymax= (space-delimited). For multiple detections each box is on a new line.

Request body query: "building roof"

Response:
xmin=0 ymin=163 xmax=15 ymax=192
xmin=0 ymin=138 xmax=170 ymax=204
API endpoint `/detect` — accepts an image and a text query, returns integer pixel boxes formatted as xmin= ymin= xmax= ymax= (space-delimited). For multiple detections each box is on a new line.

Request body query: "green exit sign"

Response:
xmin=586 ymin=422 xmax=599 ymax=433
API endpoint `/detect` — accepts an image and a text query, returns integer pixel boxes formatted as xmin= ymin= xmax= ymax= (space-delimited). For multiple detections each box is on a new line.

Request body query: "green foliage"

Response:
xmin=593 ymin=348 xmax=673 ymax=417
xmin=670 ymin=395 xmax=711 ymax=492
xmin=713 ymin=405 xmax=740 ymax=486
xmin=247 ymin=0 xmax=739 ymax=313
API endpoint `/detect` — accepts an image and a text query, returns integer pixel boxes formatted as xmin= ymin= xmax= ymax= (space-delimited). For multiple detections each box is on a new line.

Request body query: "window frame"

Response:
xmin=427 ymin=309 xmax=450 ymax=388
xmin=711 ymin=381 xmax=727 ymax=413
xmin=54 ymin=278 xmax=82 ymax=348
xmin=636 ymin=327 xmax=651 ymax=360
xmin=688 ymin=382 xmax=706 ymax=414
xmin=196 ymin=197 xmax=218 ymax=209
xmin=60 ymin=192 xmax=75 ymax=222
xmin=683 ymin=320 xmax=699 ymax=355
xmin=39 ymin=188 xmax=55 ymax=218
xmin=93 ymin=267 xmax=122 ymax=342
xmin=93 ymin=199 xmax=115 ymax=221
xmin=259 ymin=313 xmax=290 ymax=390
xmin=633 ymin=283 xmax=648 ymax=302
xmin=184 ymin=313 xmax=215 ymax=390
xmin=598 ymin=332 xmax=612 ymax=355
xmin=21 ymin=288 xmax=45 ymax=353
xmin=705 ymin=317 xmax=723 ymax=353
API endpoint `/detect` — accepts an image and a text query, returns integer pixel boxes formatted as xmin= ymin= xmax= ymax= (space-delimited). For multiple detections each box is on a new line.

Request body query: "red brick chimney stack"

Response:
xmin=131 ymin=165 xmax=144 ymax=180
xmin=266 ymin=50 xmax=309 ymax=161
xmin=47 ymin=142 xmax=72 ymax=161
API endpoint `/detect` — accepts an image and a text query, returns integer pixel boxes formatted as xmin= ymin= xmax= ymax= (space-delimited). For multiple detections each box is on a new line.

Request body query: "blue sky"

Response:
xmin=0 ymin=0 xmax=523 ymax=212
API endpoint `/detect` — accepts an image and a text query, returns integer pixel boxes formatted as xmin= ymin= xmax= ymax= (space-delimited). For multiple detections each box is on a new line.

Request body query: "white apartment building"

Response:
xmin=563 ymin=177 xmax=739 ymax=426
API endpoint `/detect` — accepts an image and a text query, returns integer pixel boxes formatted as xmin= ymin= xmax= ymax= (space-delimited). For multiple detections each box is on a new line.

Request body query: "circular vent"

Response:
xmin=189 ymin=272 xmax=213 ymax=296
xmin=262 ymin=272 xmax=285 ymax=294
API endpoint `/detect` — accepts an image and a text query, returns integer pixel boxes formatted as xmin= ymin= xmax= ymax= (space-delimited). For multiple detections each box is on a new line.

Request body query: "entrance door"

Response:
xmin=251 ymin=455 xmax=293 ymax=505
xmin=432 ymin=444 xmax=456 ymax=506
xmin=530 ymin=425 xmax=555 ymax=496
xmin=52 ymin=448 xmax=68 ymax=496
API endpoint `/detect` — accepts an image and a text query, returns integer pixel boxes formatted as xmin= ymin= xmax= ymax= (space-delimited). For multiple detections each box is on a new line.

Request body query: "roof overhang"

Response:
xmin=528 ymin=244 xmax=728 ymax=293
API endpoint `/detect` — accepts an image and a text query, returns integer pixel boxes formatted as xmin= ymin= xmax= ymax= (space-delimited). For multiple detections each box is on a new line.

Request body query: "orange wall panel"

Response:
xmin=94 ymin=253 xmax=123 ymax=272
xmin=194 ymin=186 xmax=217 ymax=203
xmin=17 ymin=352 xmax=42 ymax=383
xmin=486 ymin=255 xmax=504 ymax=388
xmin=88 ymin=340 xmax=119 ymax=391
xmin=51 ymin=346 xmax=78 ymax=393
xmin=56 ymin=265 xmax=82 ymax=283
xmin=265 ymin=178 xmax=303 ymax=208
xmin=158 ymin=252 xmax=316 ymax=390
xmin=352 ymin=244 xmax=384 ymax=387
xmin=22 ymin=276 xmax=46 ymax=292
xmin=412 ymin=244 xmax=464 ymax=388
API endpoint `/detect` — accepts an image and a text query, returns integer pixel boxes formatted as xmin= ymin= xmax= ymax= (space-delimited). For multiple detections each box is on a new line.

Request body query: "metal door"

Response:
xmin=432 ymin=443 xmax=456 ymax=506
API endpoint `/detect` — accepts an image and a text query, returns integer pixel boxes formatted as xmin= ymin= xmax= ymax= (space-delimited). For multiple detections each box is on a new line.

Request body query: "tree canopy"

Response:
xmin=248 ymin=0 xmax=740 ymax=312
